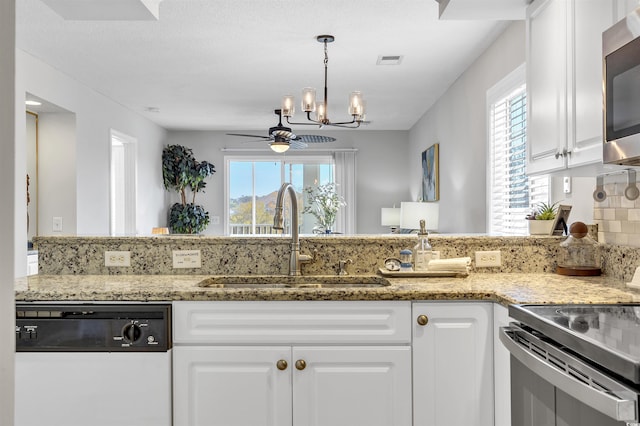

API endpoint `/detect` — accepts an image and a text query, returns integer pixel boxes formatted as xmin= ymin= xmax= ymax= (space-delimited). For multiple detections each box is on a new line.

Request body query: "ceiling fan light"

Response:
xmin=270 ymin=141 xmax=290 ymax=153
xmin=282 ymin=96 xmax=295 ymax=117
xmin=348 ymin=91 xmax=363 ymax=116
xmin=301 ymin=88 xmax=316 ymax=112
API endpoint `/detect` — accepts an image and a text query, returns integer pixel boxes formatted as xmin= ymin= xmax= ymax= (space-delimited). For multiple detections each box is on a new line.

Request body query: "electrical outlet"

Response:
xmin=475 ymin=250 xmax=501 ymax=268
xmin=173 ymin=250 xmax=202 ymax=269
xmin=431 ymin=251 xmax=441 ymax=260
xmin=211 ymin=216 xmax=220 ymax=225
xmin=105 ymin=251 xmax=131 ymax=267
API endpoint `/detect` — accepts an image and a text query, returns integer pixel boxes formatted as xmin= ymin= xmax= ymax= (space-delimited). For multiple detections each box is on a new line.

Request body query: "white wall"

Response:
xmin=551 ymin=176 xmax=595 ymax=225
xmin=409 ymin=20 xmax=598 ymax=233
xmin=16 ymin=49 xmax=168 ymax=238
xmin=1 ymin=1 xmax=16 ymax=423
xmin=164 ymin=129 xmax=411 ymax=234
xmin=409 ymin=21 xmax=527 ymax=233
xmin=38 ymin=112 xmax=77 ymax=235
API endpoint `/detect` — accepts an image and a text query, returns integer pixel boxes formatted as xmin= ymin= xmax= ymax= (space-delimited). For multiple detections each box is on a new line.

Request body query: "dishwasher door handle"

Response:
xmin=499 ymin=325 xmax=639 ymax=422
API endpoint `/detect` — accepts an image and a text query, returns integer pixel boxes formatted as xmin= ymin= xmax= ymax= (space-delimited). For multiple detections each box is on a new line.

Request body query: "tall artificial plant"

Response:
xmin=162 ymin=144 xmax=216 ymax=234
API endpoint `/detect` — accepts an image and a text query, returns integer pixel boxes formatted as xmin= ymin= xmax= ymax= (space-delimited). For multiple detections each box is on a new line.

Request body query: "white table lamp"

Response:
xmin=381 ymin=207 xmax=401 ymax=233
xmin=400 ymin=202 xmax=439 ymax=232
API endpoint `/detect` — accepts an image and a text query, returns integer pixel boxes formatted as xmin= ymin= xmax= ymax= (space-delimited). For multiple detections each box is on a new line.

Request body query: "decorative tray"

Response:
xmin=377 ymin=268 xmax=468 ymax=278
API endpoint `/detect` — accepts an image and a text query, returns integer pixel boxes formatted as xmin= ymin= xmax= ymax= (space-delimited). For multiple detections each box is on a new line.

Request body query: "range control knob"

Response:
xmin=121 ymin=323 xmax=143 ymax=343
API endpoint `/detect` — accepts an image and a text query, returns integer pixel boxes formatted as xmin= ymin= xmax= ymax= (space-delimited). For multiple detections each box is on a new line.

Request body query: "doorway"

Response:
xmin=110 ymin=129 xmax=137 ymax=236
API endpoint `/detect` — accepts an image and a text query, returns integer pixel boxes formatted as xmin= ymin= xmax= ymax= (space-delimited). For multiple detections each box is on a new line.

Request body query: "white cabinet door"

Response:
xmin=527 ymin=0 xmax=617 ymax=173
xmin=173 ymin=346 xmax=292 ymax=426
xmin=292 ymin=346 xmax=412 ymax=426
xmin=569 ymin=0 xmax=616 ymax=168
xmin=527 ymin=0 xmax=569 ymax=175
xmin=413 ymin=302 xmax=493 ymax=426
xmin=173 ymin=301 xmax=411 ymax=345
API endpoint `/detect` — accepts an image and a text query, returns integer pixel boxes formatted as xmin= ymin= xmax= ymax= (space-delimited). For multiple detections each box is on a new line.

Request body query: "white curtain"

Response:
xmin=334 ymin=150 xmax=357 ymax=234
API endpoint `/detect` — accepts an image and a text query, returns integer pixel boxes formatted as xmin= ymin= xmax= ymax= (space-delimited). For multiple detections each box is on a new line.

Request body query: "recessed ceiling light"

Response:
xmin=25 ymin=100 xmax=42 ymax=106
xmin=376 ymin=55 xmax=403 ymax=66
xmin=144 ymin=106 xmax=160 ymax=113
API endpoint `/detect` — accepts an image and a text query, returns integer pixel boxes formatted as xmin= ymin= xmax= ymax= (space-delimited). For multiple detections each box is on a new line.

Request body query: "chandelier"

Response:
xmin=281 ymin=35 xmax=366 ymax=129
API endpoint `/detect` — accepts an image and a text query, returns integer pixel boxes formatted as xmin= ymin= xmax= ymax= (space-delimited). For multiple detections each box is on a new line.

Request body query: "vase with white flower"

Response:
xmin=303 ymin=182 xmax=346 ymax=234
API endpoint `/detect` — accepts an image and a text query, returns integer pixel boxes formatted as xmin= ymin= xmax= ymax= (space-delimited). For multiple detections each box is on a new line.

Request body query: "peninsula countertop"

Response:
xmin=14 ymin=273 xmax=640 ymax=306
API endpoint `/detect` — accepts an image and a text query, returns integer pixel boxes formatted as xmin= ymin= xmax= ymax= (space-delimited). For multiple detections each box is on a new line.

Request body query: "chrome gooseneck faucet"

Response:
xmin=273 ymin=182 xmax=313 ymax=276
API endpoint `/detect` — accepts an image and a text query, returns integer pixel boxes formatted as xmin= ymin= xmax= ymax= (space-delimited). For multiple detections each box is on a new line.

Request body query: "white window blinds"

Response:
xmin=488 ymin=66 xmax=549 ymax=235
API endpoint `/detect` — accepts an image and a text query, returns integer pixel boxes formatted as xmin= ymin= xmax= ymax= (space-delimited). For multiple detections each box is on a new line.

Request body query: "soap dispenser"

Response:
xmin=413 ymin=219 xmax=432 ymax=271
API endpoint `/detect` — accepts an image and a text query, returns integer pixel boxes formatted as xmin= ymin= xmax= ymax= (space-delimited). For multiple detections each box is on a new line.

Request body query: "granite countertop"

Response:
xmin=14 ymin=273 xmax=640 ymax=306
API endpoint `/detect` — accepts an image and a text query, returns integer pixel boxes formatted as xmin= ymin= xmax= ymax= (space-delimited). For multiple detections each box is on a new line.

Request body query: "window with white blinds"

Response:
xmin=488 ymin=65 xmax=549 ymax=235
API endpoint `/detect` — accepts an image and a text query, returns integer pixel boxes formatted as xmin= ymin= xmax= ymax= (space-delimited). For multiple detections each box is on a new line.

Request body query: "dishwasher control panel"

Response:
xmin=16 ymin=303 xmax=172 ymax=352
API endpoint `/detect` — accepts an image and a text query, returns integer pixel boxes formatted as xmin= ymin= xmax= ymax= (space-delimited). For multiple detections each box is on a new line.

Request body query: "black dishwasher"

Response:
xmin=15 ymin=303 xmax=172 ymax=426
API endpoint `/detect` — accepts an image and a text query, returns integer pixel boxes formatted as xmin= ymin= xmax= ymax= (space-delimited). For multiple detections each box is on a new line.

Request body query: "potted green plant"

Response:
xmin=162 ymin=144 xmax=216 ymax=234
xmin=526 ymin=202 xmax=558 ymax=235
xmin=303 ymin=182 xmax=346 ymax=233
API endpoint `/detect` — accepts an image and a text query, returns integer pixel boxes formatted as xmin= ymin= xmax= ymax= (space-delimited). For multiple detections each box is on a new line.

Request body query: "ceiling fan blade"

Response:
xmin=290 ymin=140 xmax=308 ymax=150
xmin=295 ymin=135 xmax=337 ymax=143
xmin=227 ymin=133 xmax=272 ymax=140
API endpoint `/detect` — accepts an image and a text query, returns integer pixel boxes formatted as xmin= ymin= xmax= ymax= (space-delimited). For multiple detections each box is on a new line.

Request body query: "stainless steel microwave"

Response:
xmin=603 ymin=8 xmax=640 ymax=165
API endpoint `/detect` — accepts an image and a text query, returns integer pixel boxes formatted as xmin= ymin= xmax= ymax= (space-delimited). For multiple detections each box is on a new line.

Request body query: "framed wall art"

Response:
xmin=422 ymin=143 xmax=439 ymax=201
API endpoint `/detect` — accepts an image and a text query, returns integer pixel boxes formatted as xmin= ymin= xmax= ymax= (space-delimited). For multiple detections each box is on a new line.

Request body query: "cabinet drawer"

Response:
xmin=173 ymin=301 xmax=411 ymax=344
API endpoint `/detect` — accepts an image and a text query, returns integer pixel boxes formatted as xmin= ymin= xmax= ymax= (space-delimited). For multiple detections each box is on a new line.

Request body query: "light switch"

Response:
xmin=52 ymin=217 xmax=63 ymax=232
xmin=563 ymin=176 xmax=571 ymax=194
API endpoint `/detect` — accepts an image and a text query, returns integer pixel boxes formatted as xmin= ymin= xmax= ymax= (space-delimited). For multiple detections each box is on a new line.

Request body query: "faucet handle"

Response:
xmin=299 ymin=249 xmax=317 ymax=264
xmin=338 ymin=259 xmax=353 ymax=275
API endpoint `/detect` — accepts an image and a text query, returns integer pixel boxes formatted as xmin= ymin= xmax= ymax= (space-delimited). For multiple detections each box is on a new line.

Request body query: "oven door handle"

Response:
xmin=500 ymin=325 xmax=639 ymax=422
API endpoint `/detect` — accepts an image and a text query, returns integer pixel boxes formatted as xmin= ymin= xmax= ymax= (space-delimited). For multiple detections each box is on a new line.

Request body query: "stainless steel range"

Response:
xmin=500 ymin=304 xmax=640 ymax=426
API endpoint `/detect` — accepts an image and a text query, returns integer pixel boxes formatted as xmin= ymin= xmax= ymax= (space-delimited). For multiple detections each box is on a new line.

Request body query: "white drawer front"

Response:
xmin=173 ymin=301 xmax=411 ymax=344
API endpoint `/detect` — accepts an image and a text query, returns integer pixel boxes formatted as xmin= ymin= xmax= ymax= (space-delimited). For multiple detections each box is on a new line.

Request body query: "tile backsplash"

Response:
xmin=594 ymin=182 xmax=640 ymax=247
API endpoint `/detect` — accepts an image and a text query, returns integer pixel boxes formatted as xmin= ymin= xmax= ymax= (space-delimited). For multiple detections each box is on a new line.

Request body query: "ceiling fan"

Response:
xmin=227 ymin=109 xmax=336 ymax=152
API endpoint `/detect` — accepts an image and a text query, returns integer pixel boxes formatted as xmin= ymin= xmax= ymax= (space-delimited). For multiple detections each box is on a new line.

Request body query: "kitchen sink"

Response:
xmin=197 ymin=275 xmax=391 ymax=289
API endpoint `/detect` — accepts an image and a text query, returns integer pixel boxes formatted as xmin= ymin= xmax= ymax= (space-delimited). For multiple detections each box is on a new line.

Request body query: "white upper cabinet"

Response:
xmin=527 ymin=0 xmax=568 ymax=175
xmin=527 ymin=0 xmax=619 ymax=175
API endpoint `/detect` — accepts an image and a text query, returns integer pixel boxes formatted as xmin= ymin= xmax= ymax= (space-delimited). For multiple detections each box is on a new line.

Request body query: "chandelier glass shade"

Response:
xmin=281 ymin=35 xmax=366 ymax=128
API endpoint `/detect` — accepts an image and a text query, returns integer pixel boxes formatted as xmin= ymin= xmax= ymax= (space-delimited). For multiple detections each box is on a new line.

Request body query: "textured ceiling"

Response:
xmin=16 ymin=0 xmax=509 ymax=132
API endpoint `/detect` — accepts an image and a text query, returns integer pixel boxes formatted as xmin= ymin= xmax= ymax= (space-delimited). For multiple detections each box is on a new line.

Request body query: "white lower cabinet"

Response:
xmin=292 ymin=346 xmax=411 ymax=426
xmin=412 ymin=302 xmax=494 ymax=426
xmin=173 ymin=301 xmax=412 ymax=426
xmin=173 ymin=346 xmax=292 ymax=426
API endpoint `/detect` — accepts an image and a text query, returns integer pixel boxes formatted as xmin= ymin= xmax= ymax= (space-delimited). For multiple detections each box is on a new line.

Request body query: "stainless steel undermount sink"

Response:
xmin=197 ymin=275 xmax=391 ymax=289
